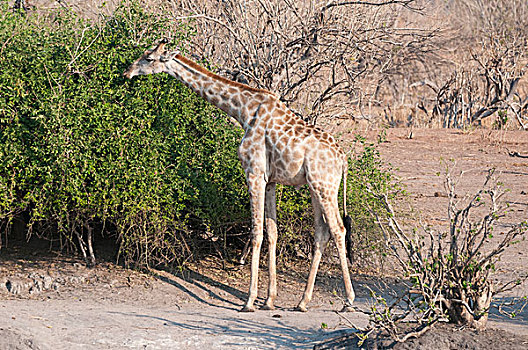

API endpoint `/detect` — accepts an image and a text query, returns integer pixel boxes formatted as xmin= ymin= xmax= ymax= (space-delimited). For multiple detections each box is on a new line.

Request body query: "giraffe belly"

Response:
xmin=268 ymin=159 xmax=307 ymax=186
xmin=271 ymin=172 xmax=307 ymax=187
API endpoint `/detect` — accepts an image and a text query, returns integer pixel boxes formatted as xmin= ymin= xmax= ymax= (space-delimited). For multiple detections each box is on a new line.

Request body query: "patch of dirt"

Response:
xmin=370 ymin=128 xmax=527 ymax=227
xmin=0 ymin=328 xmax=43 ymax=350
xmin=0 ymin=245 xmax=375 ymax=349
xmin=1 ymin=128 xmax=527 ymax=349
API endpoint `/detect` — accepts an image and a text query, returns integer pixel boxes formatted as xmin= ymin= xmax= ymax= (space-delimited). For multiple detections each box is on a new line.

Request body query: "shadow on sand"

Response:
xmin=107 ymin=309 xmax=355 ymax=349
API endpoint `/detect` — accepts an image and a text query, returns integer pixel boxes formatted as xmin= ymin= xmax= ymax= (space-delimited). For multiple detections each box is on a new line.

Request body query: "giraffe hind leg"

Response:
xmin=297 ymin=191 xmax=331 ymax=312
xmin=307 ymin=187 xmax=355 ymax=311
xmin=324 ymin=201 xmax=355 ymax=310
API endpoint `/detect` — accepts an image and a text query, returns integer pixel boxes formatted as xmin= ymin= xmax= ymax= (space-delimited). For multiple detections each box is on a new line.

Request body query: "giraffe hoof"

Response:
xmin=295 ymin=305 xmax=308 ymax=313
xmin=260 ymin=304 xmax=275 ymax=311
xmin=240 ymin=305 xmax=256 ymax=312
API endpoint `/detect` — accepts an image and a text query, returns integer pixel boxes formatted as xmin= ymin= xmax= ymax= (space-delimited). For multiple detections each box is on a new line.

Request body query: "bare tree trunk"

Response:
xmin=446 ymin=283 xmax=493 ymax=331
xmin=84 ymin=223 xmax=96 ymax=267
xmin=74 ymin=228 xmax=88 ymax=263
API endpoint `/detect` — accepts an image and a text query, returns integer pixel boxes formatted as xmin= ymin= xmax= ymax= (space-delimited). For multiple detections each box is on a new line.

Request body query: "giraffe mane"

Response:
xmin=175 ymin=54 xmax=277 ymax=97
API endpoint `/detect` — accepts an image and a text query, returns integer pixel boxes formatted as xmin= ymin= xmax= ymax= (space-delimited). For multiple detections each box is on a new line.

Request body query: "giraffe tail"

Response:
xmin=342 ymin=159 xmax=353 ymax=265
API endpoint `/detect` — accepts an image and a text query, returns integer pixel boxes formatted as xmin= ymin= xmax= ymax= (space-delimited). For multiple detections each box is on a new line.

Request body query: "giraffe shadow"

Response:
xmin=277 ymin=262 xmax=397 ymax=300
xmin=152 ymin=268 xmax=259 ymax=311
xmin=153 ymin=258 xmax=403 ymax=313
xmin=153 ymin=264 xmax=354 ymax=312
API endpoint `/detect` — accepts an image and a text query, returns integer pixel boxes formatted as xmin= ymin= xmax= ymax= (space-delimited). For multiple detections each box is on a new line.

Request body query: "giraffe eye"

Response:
xmin=145 ymin=57 xmax=154 ymax=62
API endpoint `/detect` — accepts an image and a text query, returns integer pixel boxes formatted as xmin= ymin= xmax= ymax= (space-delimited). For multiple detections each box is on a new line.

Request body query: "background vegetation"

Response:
xmin=157 ymin=0 xmax=528 ymax=129
xmin=0 ymin=0 xmax=394 ymax=269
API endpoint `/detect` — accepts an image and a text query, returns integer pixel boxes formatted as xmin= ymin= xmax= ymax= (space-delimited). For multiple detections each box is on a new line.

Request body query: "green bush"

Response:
xmin=0 ymin=1 xmax=248 ymax=267
xmin=345 ymin=135 xmax=398 ymax=269
xmin=0 ymin=1 xmax=396 ymax=269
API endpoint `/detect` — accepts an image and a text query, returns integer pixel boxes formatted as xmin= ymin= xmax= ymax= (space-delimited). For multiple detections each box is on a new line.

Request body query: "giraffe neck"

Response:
xmin=165 ymin=55 xmax=277 ymax=130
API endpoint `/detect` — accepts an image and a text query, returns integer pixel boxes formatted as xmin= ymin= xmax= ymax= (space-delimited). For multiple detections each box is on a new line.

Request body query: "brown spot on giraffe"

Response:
xmin=274 ymin=118 xmax=285 ymax=126
xmin=285 ymin=117 xmax=296 ymax=127
xmin=294 ymin=125 xmax=305 ymax=135
xmin=231 ymin=95 xmax=242 ymax=108
xmin=239 ymin=91 xmax=251 ymax=105
xmin=274 ymin=108 xmax=286 ymax=117
xmin=254 ymin=93 xmax=266 ymax=102
xmin=209 ymin=96 xmax=219 ymax=105
xmin=247 ymin=100 xmax=260 ymax=113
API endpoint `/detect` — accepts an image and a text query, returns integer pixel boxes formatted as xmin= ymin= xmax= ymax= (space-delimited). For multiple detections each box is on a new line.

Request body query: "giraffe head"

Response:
xmin=123 ymin=38 xmax=177 ymax=79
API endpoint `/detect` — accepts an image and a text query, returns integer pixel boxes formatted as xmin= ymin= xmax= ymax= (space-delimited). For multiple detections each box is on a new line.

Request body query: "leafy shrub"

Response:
xmin=0 ymin=1 xmax=395 ymax=269
xmin=345 ymin=135 xmax=397 ymax=269
xmin=0 ymin=1 xmax=248 ymax=266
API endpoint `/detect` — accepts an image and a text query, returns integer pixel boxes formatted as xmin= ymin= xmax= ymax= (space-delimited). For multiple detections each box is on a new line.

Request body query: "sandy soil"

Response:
xmin=1 ymin=128 xmax=527 ymax=349
xmin=0 ymin=255 xmax=375 ymax=349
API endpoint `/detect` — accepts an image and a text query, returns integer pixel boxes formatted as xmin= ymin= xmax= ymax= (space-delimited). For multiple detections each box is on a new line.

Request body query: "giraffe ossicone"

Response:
xmin=124 ymin=40 xmax=356 ymax=312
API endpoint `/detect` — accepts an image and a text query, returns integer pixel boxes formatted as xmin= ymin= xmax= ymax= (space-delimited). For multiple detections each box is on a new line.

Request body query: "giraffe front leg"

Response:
xmin=262 ymin=183 xmax=278 ymax=310
xmin=241 ymin=173 xmax=266 ymax=312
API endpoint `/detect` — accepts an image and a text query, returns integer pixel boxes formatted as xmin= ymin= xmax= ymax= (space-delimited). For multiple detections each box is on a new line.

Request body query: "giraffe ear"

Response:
xmin=154 ymin=38 xmax=169 ymax=53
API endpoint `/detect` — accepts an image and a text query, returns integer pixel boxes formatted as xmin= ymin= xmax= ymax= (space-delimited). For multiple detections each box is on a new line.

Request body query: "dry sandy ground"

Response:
xmin=0 ymin=257 xmax=374 ymax=349
xmin=1 ymin=128 xmax=527 ymax=349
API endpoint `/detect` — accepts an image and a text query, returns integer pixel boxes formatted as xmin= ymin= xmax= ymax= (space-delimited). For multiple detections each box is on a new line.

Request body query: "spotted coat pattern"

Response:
xmin=123 ymin=41 xmax=356 ymax=312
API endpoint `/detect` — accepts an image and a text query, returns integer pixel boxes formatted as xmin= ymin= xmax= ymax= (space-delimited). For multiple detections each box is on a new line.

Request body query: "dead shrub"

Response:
xmin=350 ymin=168 xmax=527 ymax=343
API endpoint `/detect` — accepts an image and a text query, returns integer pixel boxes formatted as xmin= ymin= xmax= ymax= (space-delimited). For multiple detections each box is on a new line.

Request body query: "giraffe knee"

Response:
xmin=252 ymin=232 xmax=264 ymax=247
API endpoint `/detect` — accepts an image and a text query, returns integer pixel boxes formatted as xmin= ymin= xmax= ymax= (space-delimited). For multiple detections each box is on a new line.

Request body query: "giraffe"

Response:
xmin=123 ymin=39 xmax=356 ymax=312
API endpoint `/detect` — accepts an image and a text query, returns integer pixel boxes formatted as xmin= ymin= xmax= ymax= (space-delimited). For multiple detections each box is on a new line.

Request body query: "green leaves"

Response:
xmin=344 ymin=136 xmax=398 ymax=267
xmin=0 ymin=1 xmax=247 ymax=267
